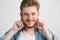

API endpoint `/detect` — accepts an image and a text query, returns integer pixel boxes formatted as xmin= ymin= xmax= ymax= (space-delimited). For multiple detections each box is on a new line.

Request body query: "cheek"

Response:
xmin=22 ymin=16 xmax=28 ymax=20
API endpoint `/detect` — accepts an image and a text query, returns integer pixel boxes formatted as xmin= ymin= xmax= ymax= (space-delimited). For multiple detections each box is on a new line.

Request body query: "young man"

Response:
xmin=0 ymin=0 xmax=58 ymax=40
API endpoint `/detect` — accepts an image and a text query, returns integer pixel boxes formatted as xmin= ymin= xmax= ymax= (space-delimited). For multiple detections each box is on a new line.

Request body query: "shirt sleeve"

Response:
xmin=0 ymin=34 xmax=6 ymax=40
xmin=52 ymin=34 xmax=58 ymax=40
xmin=48 ymin=29 xmax=58 ymax=40
xmin=0 ymin=29 xmax=14 ymax=40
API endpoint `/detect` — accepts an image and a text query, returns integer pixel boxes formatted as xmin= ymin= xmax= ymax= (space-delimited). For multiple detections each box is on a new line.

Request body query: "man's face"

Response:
xmin=21 ymin=6 xmax=39 ymax=28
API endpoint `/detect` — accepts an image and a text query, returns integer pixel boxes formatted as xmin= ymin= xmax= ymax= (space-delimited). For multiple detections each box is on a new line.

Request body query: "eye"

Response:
xmin=24 ymin=13 xmax=29 ymax=16
xmin=32 ymin=13 xmax=35 ymax=15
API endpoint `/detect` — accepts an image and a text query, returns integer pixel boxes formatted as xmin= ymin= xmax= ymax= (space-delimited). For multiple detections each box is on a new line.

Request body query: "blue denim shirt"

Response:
xmin=0 ymin=29 xmax=58 ymax=40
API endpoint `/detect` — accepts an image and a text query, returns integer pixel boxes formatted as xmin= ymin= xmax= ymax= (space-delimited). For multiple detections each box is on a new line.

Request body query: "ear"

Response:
xmin=20 ymin=12 xmax=22 ymax=19
xmin=20 ymin=12 xmax=22 ymax=17
xmin=37 ymin=12 xmax=40 ymax=17
xmin=20 ymin=12 xmax=23 ymax=21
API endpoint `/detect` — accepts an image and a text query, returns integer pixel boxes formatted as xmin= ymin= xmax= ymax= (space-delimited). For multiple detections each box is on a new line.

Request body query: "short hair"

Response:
xmin=20 ymin=0 xmax=40 ymax=11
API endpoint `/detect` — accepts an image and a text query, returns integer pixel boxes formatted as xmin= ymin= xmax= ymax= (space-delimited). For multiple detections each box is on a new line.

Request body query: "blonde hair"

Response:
xmin=20 ymin=0 xmax=40 ymax=11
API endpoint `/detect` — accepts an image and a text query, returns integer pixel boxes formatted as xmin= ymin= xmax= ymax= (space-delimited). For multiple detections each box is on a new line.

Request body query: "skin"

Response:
xmin=21 ymin=6 xmax=39 ymax=30
xmin=4 ymin=6 xmax=53 ymax=40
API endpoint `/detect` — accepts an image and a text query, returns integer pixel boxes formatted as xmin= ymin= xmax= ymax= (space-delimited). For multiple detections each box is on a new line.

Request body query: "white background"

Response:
xmin=0 ymin=0 xmax=60 ymax=40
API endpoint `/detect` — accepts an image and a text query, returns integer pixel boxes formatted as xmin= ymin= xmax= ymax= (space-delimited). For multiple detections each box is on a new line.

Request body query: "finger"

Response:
xmin=37 ymin=20 xmax=44 ymax=27
xmin=17 ymin=21 xmax=24 ymax=29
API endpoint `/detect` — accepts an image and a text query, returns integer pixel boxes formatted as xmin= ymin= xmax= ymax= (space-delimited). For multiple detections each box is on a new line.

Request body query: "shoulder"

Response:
xmin=11 ymin=29 xmax=24 ymax=40
xmin=0 ymin=29 xmax=24 ymax=40
xmin=36 ymin=29 xmax=58 ymax=40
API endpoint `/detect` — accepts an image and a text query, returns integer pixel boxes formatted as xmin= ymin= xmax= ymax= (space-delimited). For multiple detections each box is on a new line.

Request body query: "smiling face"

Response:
xmin=21 ymin=6 xmax=39 ymax=28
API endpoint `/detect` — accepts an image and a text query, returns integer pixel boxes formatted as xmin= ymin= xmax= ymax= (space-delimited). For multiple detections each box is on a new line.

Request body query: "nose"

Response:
xmin=28 ymin=15 xmax=33 ymax=20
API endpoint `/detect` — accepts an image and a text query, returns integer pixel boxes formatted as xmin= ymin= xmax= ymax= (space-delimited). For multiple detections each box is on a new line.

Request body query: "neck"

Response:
xmin=24 ymin=27 xmax=35 ymax=36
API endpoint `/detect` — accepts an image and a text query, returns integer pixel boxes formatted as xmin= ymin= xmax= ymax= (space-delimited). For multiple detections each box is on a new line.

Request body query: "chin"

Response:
xmin=25 ymin=23 xmax=35 ymax=28
xmin=22 ymin=20 xmax=37 ymax=28
xmin=27 ymin=25 xmax=34 ymax=27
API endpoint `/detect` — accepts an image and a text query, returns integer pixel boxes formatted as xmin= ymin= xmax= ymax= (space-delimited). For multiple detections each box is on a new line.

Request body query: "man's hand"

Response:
xmin=12 ymin=21 xmax=24 ymax=32
xmin=37 ymin=20 xmax=53 ymax=40
xmin=37 ymin=20 xmax=45 ymax=31
xmin=4 ymin=21 xmax=24 ymax=40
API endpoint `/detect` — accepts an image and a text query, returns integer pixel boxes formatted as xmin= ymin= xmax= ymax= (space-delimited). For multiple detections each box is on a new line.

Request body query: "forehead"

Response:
xmin=21 ymin=6 xmax=38 ymax=13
